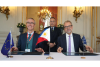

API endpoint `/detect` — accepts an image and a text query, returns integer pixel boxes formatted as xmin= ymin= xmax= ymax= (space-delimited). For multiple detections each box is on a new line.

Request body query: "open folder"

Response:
xmin=62 ymin=52 xmax=100 ymax=56
xmin=8 ymin=51 xmax=42 ymax=55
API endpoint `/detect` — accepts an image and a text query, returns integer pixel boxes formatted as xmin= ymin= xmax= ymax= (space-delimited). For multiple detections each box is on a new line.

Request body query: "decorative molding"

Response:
xmin=84 ymin=6 xmax=87 ymax=37
xmin=91 ymin=7 xmax=93 ymax=48
xmin=95 ymin=7 xmax=100 ymax=38
xmin=60 ymin=7 xmax=62 ymax=24
xmin=26 ymin=7 xmax=27 ymax=20
xmin=96 ymin=7 xmax=97 ymax=38
xmin=83 ymin=7 xmax=86 ymax=39
xmin=93 ymin=6 xmax=95 ymax=49
xmin=57 ymin=7 xmax=58 ymax=25
xmin=57 ymin=7 xmax=62 ymax=25
xmin=95 ymin=7 xmax=100 ymax=52
xmin=22 ymin=7 xmax=23 ymax=23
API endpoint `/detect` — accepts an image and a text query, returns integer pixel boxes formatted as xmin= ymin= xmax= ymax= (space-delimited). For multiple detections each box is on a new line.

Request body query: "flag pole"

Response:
xmin=49 ymin=42 xmax=50 ymax=56
xmin=46 ymin=27 xmax=53 ymax=59
xmin=81 ymin=35 xmax=86 ymax=59
xmin=46 ymin=42 xmax=53 ymax=59
xmin=8 ymin=27 xmax=13 ymax=58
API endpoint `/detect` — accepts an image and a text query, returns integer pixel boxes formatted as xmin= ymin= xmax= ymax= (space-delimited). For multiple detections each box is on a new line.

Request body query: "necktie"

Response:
xmin=51 ymin=27 xmax=54 ymax=31
xmin=68 ymin=35 xmax=71 ymax=53
xmin=27 ymin=34 xmax=31 ymax=49
xmin=28 ymin=34 xmax=31 ymax=41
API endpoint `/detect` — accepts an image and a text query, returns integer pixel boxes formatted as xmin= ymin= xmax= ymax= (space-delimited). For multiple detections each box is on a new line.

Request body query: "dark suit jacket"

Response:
xmin=57 ymin=33 xmax=86 ymax=52
xmin=17 ymin=32 xmax=41 ymax=52
xmin=42 ymin=26 xmax=62 ymax=52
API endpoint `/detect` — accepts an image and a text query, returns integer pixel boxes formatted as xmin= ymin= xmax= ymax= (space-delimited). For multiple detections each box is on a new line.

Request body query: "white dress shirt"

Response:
xmin=27 ymin=31 xmax=34 ymax=37
xmin=51 ymin=27 xmax=54 ymax=30
xmin=66 ymin=33 xmax=75 ymax=52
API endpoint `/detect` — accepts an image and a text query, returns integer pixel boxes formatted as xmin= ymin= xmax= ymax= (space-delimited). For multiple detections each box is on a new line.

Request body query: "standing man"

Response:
xmin=11 ymin=18 xmax=44 ymax=52
xmin=43 ymin=17 xmax=62 ymax=52
xmin=57 ymin=20 xmax=93 ymax=53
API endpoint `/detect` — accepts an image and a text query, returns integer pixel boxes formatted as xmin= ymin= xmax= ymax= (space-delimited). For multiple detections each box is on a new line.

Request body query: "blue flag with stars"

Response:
xmin=1 ymin=31 xmax=14 ymax=56
xmin=82 ymin=35 xmax=87 ymax=44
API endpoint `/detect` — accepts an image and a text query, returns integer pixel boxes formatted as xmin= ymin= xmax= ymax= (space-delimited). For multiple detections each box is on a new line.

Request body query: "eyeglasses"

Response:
xmin=64 ymin=25 xmax=72 ymax=28
xmin=50 ymin=21 xmax=55 ymax=22
xmin=26 ymin=22 xmax=35 ymax=24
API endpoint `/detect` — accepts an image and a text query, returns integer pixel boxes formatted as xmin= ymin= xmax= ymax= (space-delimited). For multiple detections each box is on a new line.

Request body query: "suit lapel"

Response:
xmin=53 ymin=27 xmax=57 ymax=36
xmin=63 ymin=33 xmax=67 ymax=52
xmin=24 ymin=33 xmax=27 ymax=50
xmin=72 ymin=33 xmax=76 ymax=52
xmin=50 ymin=27 xmax=57 ymax=40
xmin=32 ymin=33 xmax=36 ymax=51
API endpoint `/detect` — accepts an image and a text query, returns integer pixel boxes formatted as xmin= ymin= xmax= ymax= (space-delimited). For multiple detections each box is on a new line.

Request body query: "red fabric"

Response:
xmin=36 ymin=37 xmax=48 ymax=45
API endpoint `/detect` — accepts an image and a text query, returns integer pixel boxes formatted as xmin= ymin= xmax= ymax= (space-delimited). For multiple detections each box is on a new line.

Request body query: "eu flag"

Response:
xmin=82 ymin=35 xmax=87 ymax=44
xmin=1 ymin=31 xmax=14 ymax=56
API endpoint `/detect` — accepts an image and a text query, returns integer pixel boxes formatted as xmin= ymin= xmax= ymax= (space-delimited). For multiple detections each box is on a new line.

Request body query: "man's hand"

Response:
xmin=47 ymin=42 xmax=56 ymax=48
xmin=49 ymin=43 xmax=56 ymax=48
xmin=10 ymin=47 xmax=18 ymax=52
xmin=54 ymin=42 xmax=56 ymax=45
xmin=57 ymin=47 xmax=63 ymax=53
xmin=35 ymin=48 xmax=44 ymax=52
xmin=85 ymin=45 xmax=93 ymax=53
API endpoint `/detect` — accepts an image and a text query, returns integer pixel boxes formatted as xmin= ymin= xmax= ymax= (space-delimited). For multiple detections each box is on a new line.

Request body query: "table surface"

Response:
xmin=0 ymin=52 xmax=100 ymax=61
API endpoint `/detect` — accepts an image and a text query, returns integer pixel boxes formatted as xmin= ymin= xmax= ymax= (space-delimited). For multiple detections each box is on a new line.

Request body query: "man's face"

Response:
xmin=50 ymin=18 xmax=56 ymax=27
xmin=26 ymin=19 xmax=35 ymax=31
xmin=64 ymin=22 xmax=73 ymax=34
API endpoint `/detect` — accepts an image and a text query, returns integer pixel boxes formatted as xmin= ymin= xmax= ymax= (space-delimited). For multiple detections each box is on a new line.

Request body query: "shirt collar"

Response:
xmin=66 ymin=33 xmax=73 ymax=37
xmin=51 ymin=27 xmax=54 ymax=30
xmin=27 ymin=31 xmax=34 ymax=36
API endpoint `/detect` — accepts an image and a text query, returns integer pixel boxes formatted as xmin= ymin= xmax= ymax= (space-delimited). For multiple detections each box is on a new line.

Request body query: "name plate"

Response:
xmin=25 ymin=49 xmax=30 ymax=52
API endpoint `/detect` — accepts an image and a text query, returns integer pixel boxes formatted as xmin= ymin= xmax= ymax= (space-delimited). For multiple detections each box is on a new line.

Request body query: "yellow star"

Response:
xmin=7 ymin=40 xmax=10 ymax=42
xmin=43 ymin=33 xmax=47 ymax=36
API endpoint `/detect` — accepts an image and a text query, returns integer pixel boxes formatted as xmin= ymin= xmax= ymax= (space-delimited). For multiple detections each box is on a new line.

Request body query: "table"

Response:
xmin=0 ymin=52 xmax=100 ymax=60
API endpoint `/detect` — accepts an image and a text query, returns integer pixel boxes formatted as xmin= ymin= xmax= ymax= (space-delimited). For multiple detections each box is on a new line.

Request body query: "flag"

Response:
xmin=82 ymin=35 xmax=87 ymax=44
xmin=36 ymin=28 xmax=50 ymax=45
xmin=1 ymin=31 xmax=14 ymax=56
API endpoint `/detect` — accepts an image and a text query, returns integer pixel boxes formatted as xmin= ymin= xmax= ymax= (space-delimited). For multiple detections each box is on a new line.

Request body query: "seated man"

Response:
xmin=57 ymin=20 xmax=93 ymax=53
xmin=11 ymin=18 xmax=44 ymax=52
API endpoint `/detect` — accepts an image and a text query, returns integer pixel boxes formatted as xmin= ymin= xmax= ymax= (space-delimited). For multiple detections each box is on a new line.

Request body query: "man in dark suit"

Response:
xmin=42 ymin=17 xmax=62 ymax=52
xmin=10 ymin=18 xmax=44 ymax=52
xmin=57 ymin=20 xmax=93 ymax=53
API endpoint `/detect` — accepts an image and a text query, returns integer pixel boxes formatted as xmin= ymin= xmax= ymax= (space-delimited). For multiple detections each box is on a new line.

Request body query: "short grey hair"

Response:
xmin=64 ymin=20 xmax=72 ymax=25
xmin=28 ymin=18 xmax=36 ymax=24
